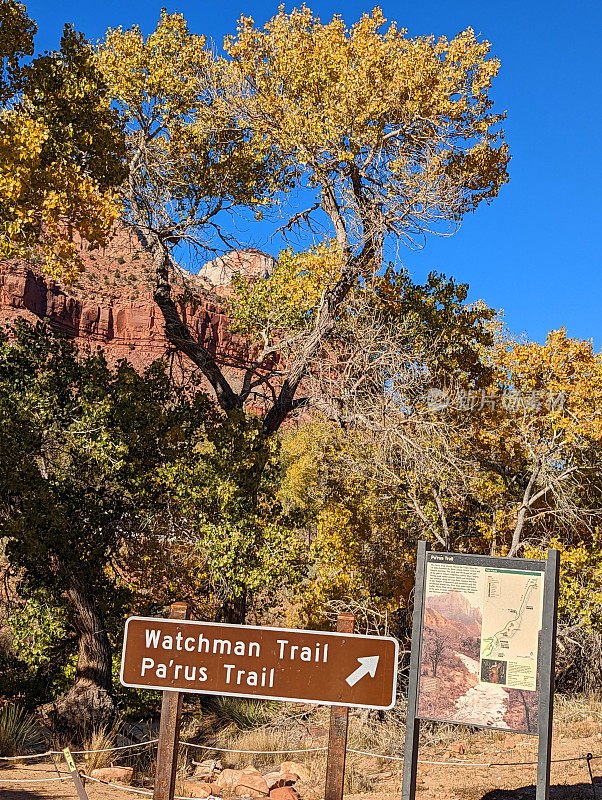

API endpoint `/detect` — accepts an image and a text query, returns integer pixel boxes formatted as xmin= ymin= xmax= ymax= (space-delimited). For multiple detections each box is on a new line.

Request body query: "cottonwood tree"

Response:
xmin=97 ymin=8 xmax=508 ymax=622
xmin=303 ymin=271 xmax=495 ymax=549
xmin=0 ymin=322 xmax=305 ymax=724
xmin=0 ymin=322 xmax=211 ymax=727
xmin=473 ymin=330 xmax=602 ymax=687
xmin=309 ymin=311 xmax=602 ymax=557
xmin=99 ymin=11 xmax=279 ymax=412
xmin=0 ymin=0 xmax=35 ymax=101
xmin=426 ymin=629 xmax=448 ymax=677
xmin=281 ymin=271 xmax=602 ymax=683
xmin=479 ymin=328 xmax=602 ymax=557
xmin=274 ymin=275 xmax=495 ymax=629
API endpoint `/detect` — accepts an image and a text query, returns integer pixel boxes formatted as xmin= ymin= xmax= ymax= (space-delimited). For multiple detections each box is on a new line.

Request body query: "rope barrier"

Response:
xmin=0 ymin=738 xmax=158 ymax=760
xmin=182 ymin=742 xmax=328 ymax=754
xmin=352 ymin=750 xmax=595 ymax=767
xmin=0 ymin=750 xmax=54 ymax=761
xmin=181 ymin=744 xmax=602 ymax=765
xmin=348 ymin=748 xmax=490 ymax=766
xmin=0 ymin=775 xmax=71 ymax=783
xmin=488 ymin=754 xmax=586 ymax=767
xmin=0 ymin=739 xmax=600 ymax=768
xmin=67 ymin=739 xmax=159 ymax=756
xmin=0 ymin=748 xmax=598 ymax=793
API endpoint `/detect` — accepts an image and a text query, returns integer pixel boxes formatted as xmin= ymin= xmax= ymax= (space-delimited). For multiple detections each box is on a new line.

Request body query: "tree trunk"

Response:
xmin=40 ymin=580 xmax=115 ymax=737
xmin=508 ymin=461 xmax=541 ymax=557
xmin=68 ymin=579 xmax=113 ymax=693
xmin=217 ymin=592 xmax=247 ymax=625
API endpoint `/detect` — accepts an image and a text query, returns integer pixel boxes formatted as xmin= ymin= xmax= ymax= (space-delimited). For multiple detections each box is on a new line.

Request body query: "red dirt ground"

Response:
xmin=1 ymin=731 xmax=600 ymax=800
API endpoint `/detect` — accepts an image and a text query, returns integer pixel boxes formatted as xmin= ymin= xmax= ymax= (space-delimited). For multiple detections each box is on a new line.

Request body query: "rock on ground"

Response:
xmin=90 ymin=766 xmax=134 ymax=785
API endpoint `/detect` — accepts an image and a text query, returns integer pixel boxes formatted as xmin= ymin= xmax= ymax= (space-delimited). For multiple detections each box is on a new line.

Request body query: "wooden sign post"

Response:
xmin=153 ymin=602 xmax=189 ymax=800
xmin=325 ymin=613 xmax=355 ymax=800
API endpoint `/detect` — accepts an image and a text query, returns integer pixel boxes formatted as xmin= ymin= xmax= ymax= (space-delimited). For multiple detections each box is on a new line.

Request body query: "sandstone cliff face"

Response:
xmin=0 ymin=228 xmax=275 ymax=379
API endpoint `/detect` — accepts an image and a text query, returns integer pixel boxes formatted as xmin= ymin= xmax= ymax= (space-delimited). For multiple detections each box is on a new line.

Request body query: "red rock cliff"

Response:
xmin=0 ymin=228 xmax=276 ymax=383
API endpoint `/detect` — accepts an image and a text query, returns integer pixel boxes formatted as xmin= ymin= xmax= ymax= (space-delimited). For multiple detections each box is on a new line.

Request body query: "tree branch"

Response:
xmin=408 ymin=491 xmax=447 ymax=548
xmin=508 ymin=459 xmax=541 ymax=557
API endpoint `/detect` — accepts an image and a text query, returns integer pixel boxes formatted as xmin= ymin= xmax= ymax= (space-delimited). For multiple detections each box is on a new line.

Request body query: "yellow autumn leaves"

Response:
xmin=223 ymin=5 xmax=509 ymax=218
xmin=0 ymin=6 xmax=123 ymax=278
xmin=0 ymin=110 xmax=120 ymax=280
xmin=279 ymin=326 xmax=602 ymax=627
xmin=2 ymin=4 xmax=511 ymax=282
xmin=100 ymin=11 xmax=210 ymax=121
xmin=228 ymin=241 xmax=343 ymax=344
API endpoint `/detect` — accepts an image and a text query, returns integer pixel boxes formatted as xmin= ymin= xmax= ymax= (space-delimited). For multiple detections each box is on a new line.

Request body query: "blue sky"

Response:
xmin=27 ymin=0 xmax=602 ymax=348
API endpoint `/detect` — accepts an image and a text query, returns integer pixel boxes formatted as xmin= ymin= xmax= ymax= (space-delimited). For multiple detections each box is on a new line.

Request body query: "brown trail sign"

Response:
xmin=120 ymin=607 xmax=398 ymax=800
xmin=121 ymin=616 xmax=398 ymax=710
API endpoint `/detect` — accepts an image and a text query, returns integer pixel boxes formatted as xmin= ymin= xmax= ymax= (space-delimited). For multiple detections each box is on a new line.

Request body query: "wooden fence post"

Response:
xmin=154 ymin=602 xmax=189 ymax=800
xmin=324 ymin=612 xmax=355 ymax=800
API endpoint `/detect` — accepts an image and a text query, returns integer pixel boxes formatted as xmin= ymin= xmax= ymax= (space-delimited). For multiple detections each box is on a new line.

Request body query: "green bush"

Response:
xmin=4 ymin=592 xmax=78 ymax=702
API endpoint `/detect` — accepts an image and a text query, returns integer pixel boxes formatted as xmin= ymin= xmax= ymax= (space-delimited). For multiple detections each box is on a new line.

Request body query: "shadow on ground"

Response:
xmin=481 ymin=782 xmax=596 ymax=799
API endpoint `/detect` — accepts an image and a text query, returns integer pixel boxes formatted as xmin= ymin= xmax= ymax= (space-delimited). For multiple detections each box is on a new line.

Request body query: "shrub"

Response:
xmin=203 ymin=696 xmax=276 ymax=731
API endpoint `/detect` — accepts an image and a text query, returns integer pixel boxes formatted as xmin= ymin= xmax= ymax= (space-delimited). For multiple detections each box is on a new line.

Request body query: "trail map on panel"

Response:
xmin=480 ymin=569 xmax=541 ymax=691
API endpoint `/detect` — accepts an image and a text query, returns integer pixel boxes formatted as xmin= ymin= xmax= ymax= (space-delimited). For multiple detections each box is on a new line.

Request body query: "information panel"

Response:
xmin=416 ymin=551 xmax=545 ymax=733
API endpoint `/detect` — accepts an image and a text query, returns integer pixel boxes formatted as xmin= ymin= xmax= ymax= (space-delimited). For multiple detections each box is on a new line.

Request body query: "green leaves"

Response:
xmin=8 ymin=592 xmax=69 ymax=673
xmin=373 ymin=266 xmax=496 ymax=384
xmin=156 ymin=408 xmax=306 ymax=609
xmin=0 ymin=322 xmax=194 ymax=602
xmin=0 ymin=322 xmax=304 ymax=629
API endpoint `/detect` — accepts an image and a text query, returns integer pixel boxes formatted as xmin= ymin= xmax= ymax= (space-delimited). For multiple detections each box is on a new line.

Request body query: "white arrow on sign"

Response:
xmin=345 ymin=655 xmax=380 ymax=687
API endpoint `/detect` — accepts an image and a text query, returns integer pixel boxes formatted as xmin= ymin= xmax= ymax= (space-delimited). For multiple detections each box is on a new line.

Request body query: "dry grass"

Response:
xmin=191 ymin=706 xmax=405 ymax=795
xmin=83 ymin=719 xmax=124 ymax=773
xmin=554 ymin=693 xmax=602 ymax=739
xmin=209 ymin=722 xmax=325 ymax=771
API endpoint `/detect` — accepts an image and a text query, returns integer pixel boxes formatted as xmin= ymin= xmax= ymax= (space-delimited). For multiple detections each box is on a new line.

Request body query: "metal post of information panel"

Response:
xmin=324 ymin=612 xmax=355 ymax=800
xmin=536 ymin=549 xmax=560 ymax=800
xmin=154 ymin=602 xmax=189 ymax=800
xmin=401 ymin=540 xmax=430 ymax=800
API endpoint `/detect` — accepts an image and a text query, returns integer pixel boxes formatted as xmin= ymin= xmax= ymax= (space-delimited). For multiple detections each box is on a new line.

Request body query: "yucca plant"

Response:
xmin=0 ymin=705 xmax=45 ymax=758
